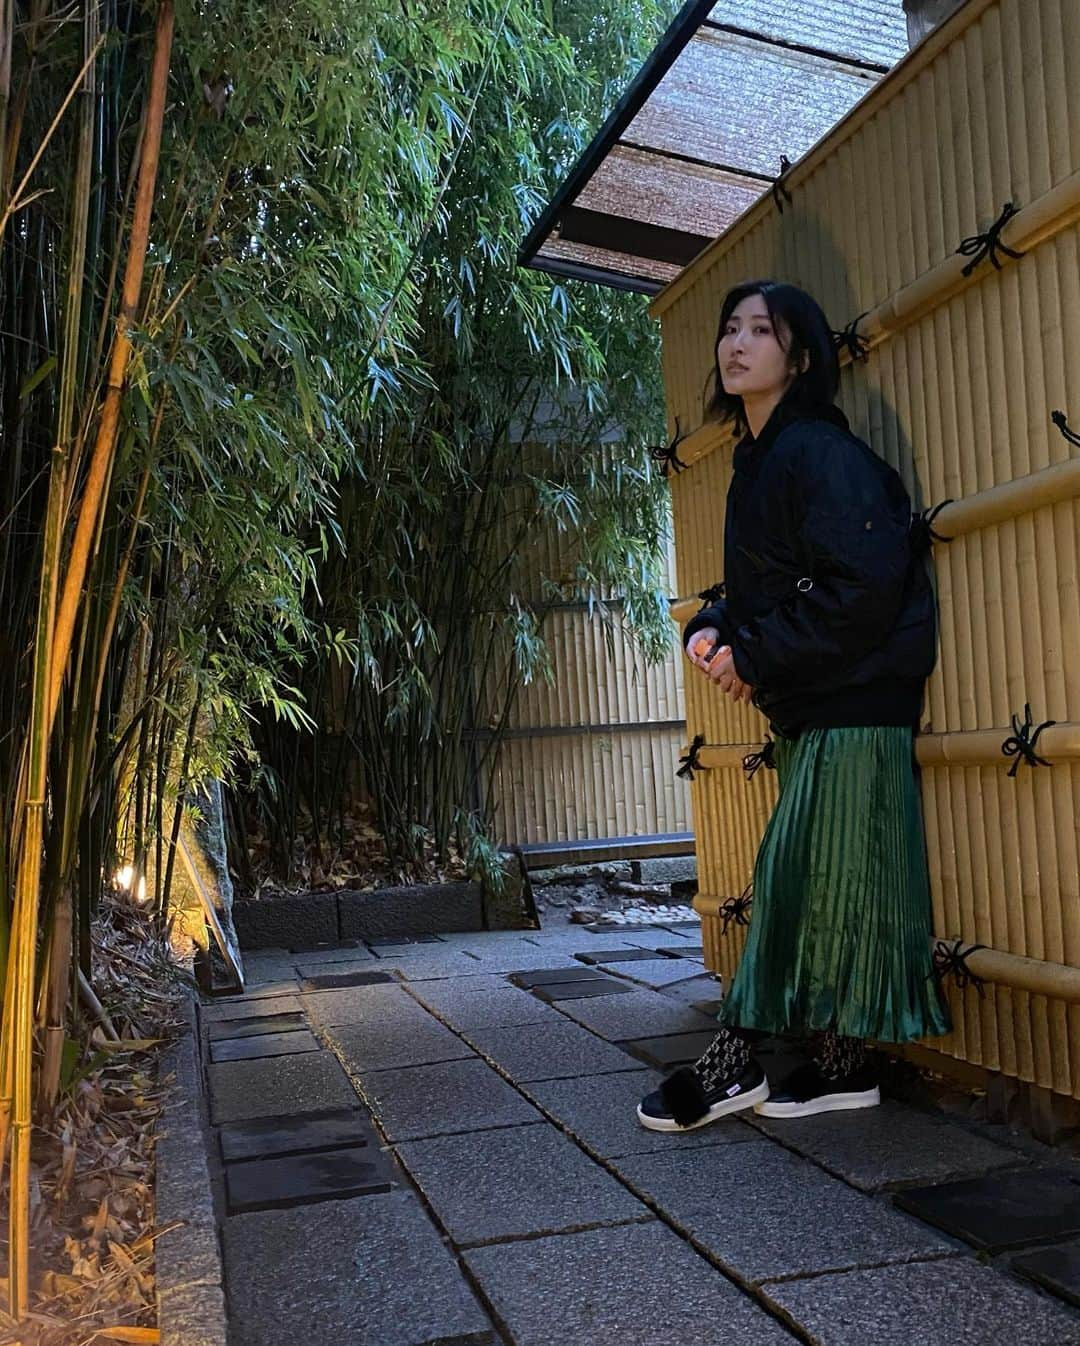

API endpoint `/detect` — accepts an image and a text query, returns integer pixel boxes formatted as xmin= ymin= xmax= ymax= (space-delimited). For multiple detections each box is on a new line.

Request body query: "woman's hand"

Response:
xmin=686 ymin=628 xmax=721 ymax=671
xmin=705 ymin=645 xmax=754 ymax=703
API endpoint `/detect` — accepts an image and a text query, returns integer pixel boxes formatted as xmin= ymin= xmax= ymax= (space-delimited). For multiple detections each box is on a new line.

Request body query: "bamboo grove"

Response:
xmin=0 ymin=0 xmax=676 ymax=1312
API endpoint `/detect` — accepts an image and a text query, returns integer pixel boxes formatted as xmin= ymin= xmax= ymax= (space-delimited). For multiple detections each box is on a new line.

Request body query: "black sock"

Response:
xmin=813 ymin=1029 xmax=867 ymax=1081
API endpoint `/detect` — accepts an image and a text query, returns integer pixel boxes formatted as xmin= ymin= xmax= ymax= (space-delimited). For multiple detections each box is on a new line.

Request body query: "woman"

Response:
xmin=637 ymin=280 xmax=950 ymax=1133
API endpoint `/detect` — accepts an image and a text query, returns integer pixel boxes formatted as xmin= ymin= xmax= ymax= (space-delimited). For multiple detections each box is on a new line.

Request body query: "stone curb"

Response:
xmin=155 ymin=994 xmax=229 ymax=1346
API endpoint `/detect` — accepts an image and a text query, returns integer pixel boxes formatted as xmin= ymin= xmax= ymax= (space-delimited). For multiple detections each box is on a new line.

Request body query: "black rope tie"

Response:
xmin=1051 ymin=410 xmax=1080 ymax=448
xmin=676 ymin=733 xmax=707 ymax=782
xmin=930 ymin=938 xmax=988 ymax=998
xmin=956 ymin=201 xmax=1024 ymax=277
xmin=742 ymin=737 xmax=776 ymax=781
xmin=719 ymin=885 xmax=753 ymax=935
xmin=772 ymin=154 xmax=793 ymax=214
xmin=831 ymin=312 xmax=870 ymax=363
xmin=697 ymin=581 xmax=725 ymax=608
xmin=1001 ymin=703 xmax=1056 ymax=777
xmin=649 ymin=417 xmax=688 ymax=477
xmin=910 ymin=498 xmax=954 ymax=555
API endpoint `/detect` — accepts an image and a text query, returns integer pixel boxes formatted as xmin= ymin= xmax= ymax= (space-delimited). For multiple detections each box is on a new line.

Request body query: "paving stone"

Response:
xmin=300 ymin=968 xmax=399 ymax=990
xmin=225 ymin=1145 xmax=395 ymax=1213
xmin=355 ymin=1057 xmax=541 ymax=1142
xmin=893 ymin=1167 xmax=1080 ymax=1250
xmin=600 ymin=958 xmax=707 ymax=988
xmin=207 ymin=1011 xmax=307 ymax=1041
xmin=533 ymin=978 xmax=637 ymax=1002
xmin=620 ymin=1030 xmax=719 ymax=1070
xmin=368 ymin=933 xmax=445 ymax=946
xmin=229 ymin=979 xmax=300 ymax=999
xmin=612 ymin=1141 xmax=955 ymax=1284
xmin=522 ymin=1070 xmax=759 ymax=1157
xmin=219 ymin=1108 xmax=375 ymax=1163
xmin=337 ymin=880 xmax=483 ymax=940
xmin=225 ymin=1190 xmax=496 ymax=1346
xmin=511 ymin=966 xmax=612 ymax=988
xmin=401 ymin=972 xmax=512 ymax=995
xmin=292 ymin=949 xmax=377 ymax=973
xmin=1012 ymin=1241 xmax=1080 ymax=1309
xmin=464 ymin=1222 xmax=796 ymax=1346
xmin=371 ymin=953 xmax=495 ymax=981
xmin=765 ymin=1257 xmax=1080 ymax=1345
xmin=611 ymin=930 xmax=698 ymax=949
xmin=328 ymin=1011 xmax=476 ymax=1074
xmin=461 ymin=1020 xmax=637 ymax=1082
xmin=410 ymin=985 xmax=566 ymax=1031
xmin=664 ymin=944 xmax=705 ymax=959
xmin=302 ymin=983 xmax=414 ymax=1027
xmin=204 ymin=994 xmax=304 ymax=1022
xmin=746 ymin=1098 xmax=1023 ymax=1192
xmin=396 ymin=1122 xmax=646 ymax=1245
xmin=208 ymin=1051 xmax=357 ymax=1124
xmin=574 ymin=948 xmax=668 ymax=964
xmin=244 ymin=957 xmax=301 ymax=984
xmin=209 ymin=1029 xmax=321 ymax=1063
xmin=447 ymin=951 xmax=591 ymax=976
xmin=233 ymin=892 xmax=339 ymax=951
xmin=553 ymin=988 xmax=718 ymax=1041
xmin=290 ymin=938 xmax=364 ymax=954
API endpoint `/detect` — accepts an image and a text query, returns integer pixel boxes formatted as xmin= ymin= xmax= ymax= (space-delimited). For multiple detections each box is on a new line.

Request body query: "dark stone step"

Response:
xmin=510 ymin=967 xmax=614 ymax=988
xmin=219 ymin=1108 xmax=375 ymax=1164
xmin=532 ymin=979 xmax=637 ymax=1003
xmin=300 ymin=969 xmax=399 ymax=991
xmin=225 ymin=1146 xmax=395 ymax=1213
xmin=621 ymin=1031 xmax=719 ymax=1069
xmin=574 ymin=948 xmax=669 ymax=964
xmin=207 ymin=1011 xmax=308 ymax=1041
xmin=210 ymin=1030 xmax=321 ymax=1063
xmin=1013 ymin=1241 xmax=1080 ymax=1309
xmin=893 ymin=1167 xmax=1080 ymax=1251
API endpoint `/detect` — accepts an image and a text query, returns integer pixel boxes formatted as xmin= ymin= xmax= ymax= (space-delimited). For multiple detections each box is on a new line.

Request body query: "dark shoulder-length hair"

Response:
xmin=706 ymin=279 xmax=839 ymax=435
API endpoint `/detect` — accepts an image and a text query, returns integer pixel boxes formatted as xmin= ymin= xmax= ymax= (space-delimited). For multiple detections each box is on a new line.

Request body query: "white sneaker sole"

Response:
xmin=636 ymin=1079 xmax=770 ymax=1133
xmin=754 ymin=1086 xmax=881 ymax=1118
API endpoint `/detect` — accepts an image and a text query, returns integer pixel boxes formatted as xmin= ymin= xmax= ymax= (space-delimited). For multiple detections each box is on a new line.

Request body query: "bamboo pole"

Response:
xmin=1 ymin=1 xmax=174 ymax=1318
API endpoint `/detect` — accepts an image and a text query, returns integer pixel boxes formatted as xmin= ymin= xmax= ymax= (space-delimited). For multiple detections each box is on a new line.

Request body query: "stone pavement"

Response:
xmin=195 ymin=922 xmax=1080 ymax=1346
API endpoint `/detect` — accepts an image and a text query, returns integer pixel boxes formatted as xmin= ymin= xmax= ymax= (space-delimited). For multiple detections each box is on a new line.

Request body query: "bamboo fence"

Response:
xmin=650 ymin=0 xmax=1080 ymax=1097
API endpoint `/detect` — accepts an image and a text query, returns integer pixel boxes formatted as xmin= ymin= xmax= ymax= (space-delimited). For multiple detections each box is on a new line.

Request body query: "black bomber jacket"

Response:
xmin=682 ymin=402 xmax=937 ymax=739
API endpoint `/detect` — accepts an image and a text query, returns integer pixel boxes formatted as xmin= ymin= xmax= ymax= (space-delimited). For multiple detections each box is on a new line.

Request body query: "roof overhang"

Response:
xmin=520 ymin=1 xmax=909 ymax=294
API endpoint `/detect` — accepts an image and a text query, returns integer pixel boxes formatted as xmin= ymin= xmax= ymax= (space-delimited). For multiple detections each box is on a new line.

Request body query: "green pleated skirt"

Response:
xmin=717 ymin=726 xmax=951 ymax=1044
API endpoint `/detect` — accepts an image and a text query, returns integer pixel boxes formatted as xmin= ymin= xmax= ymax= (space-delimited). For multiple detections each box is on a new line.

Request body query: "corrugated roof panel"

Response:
xmin=707 ymin=0 xmax=909 ymax=68
xmin=576 ymin=145 xmax=766 ymax=237
xmin=625 ymin=28 xmax=879 ymax=178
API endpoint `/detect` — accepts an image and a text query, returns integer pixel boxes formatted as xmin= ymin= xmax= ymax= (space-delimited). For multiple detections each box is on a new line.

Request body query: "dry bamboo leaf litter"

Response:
xmin=1 ymin=891 xmax=188 ymax=1346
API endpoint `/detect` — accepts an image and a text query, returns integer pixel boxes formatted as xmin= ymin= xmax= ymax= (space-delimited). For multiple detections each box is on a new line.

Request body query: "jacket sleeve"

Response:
xmin=731 ymin=437 xmax=912 ymax=688
xmin=682 ymin=598 xmax=733 ymax=655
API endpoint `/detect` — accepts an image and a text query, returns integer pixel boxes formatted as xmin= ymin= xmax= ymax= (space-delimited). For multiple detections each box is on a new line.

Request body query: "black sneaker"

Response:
xmin=754 ymin=1063 xmax=879 ymax=1118
xmin=636 ymin=1062 xmax=769 ymax=1132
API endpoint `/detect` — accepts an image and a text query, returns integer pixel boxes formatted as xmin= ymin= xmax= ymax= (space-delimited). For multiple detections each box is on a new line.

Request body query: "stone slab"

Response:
xmin=410 ymin=985 xmax=566 ymax=1031
xmin=600 ymin=958 xmax=707 ymax=988
xmin=621 ymin=1031 xmax=720 ymax=1070
xmin=301 ymin=983 xmax=413 ymax=1027
xmin=207 ymin=1011 xmax=307 ymax=1041
xmin=300 ymin=968 xmax=399 ymax=990
xmin=396 ymin=1122 xmax=646 ymax=1245
xmin=574 ymin=948 xmax=669 ymax=964
xmin=461 ymin=1021 xmax=637 ymax=1083
xmin=369 ymin=953 xmax=496 ymax=981
xmin=663 ymin=944 xmax=705 ymax=959
xmin=765 ymin=1257 xmax=1080 ymax=1345
xmin=613 ymin=1141 xmax=955 ymax=1284
xmin=209 ymin=1029 xmax=321 ymax=1063
xmin=219 ymin=1108 xmax=375 ymax=1163
xmin=208 ymin=1051 xmax=357 ymax=1124
xmin=290 ymin=938 xmax=363 ymax=954
xmin=1012 ymin=1241 xmax=1080 ymax=1309
xmin=533 ymin=978 xmax=637 ymax=1002
xmin=356 ymin=1057 xmax=541 ymax=1142
xmin=444 ymin=951 xmax=590 ymax=976
xmin=464 ymin=1222 xmax=796 ymax=1346
xmin=522 ymin=1070 xmax=759 ymax=1157
xmin=369 ymin=933 xmax=445 ymax=946
xmin=511 ymin=966 xmax=612 ymax=988
xmin=328 ymin=1012 xmax=476 ymax=1074
xmin=292 ymin=947 xmax=377 ymax=969
xmin=233 ymin=892 xmax=338 ymax=951
xmin=244 ymin=957 xmax=302 ymax=985
xmin=224 ymin=1190 xmax=496 ymax=1346
xmin=893 ymin=1167 xmax=1080 ymax=1250
xmin=338 ymin=881 xmax=483 ymax=939
xmin=225 ymin=1145 xmax=395 ymax=1213
xmin=553 ymin=988 xmax=718 ymax=1041
xmin=613 ymin=930 xmax=698 ymax=949
xmin=633 ymin=856 xmax=697 ymax=885
xmin=746 ymin=1099 xmax=1023 ymax=1192
xmin=204 ymin=994 xmax=304 ymax=1022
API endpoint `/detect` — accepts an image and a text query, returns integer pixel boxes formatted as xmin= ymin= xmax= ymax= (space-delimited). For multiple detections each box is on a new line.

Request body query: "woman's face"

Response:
xmin=716 ymin=295 xmax=797 ymax=401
